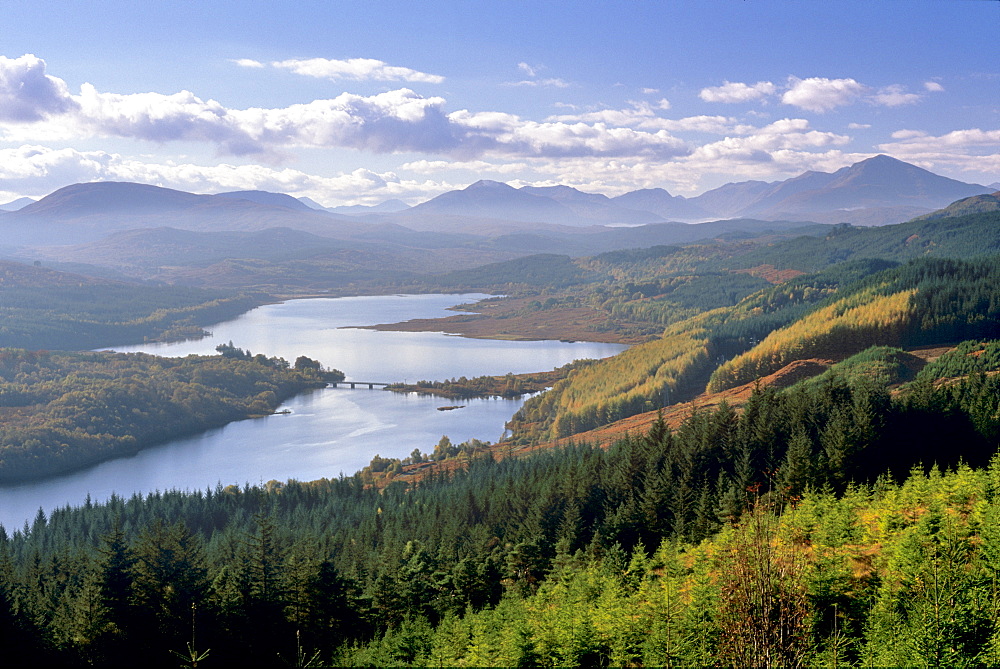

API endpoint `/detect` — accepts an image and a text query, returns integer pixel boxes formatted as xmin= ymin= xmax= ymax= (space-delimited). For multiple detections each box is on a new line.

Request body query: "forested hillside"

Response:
xmin=0 ymin=260 xmax=264 ymax=350
xmin=2 ymin=359 xmax=998 ymax=666
xmin=510 ymin=255 xmax=1000 ymax=442
xmin=0 ymin=348 xmax=341 ymax=481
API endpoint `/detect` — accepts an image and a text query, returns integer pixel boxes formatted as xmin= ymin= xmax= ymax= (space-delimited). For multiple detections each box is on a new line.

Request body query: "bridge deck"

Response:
xmin=330 ymin=381 xmax=391 ymax=389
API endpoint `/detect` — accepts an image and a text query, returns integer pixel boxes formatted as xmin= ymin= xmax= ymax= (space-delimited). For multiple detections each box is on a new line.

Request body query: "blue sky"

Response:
xmin=0 ymin=0 xmax=997 ymax=205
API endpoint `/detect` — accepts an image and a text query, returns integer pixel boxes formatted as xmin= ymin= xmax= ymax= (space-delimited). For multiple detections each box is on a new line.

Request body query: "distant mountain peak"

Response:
xmin=862 ymin=153 xmax=902 ymax=165
xmin=214 ymin=189 xmax=315 ymax=212
xmin=0 ymin=196 xmax=37 ymax=212
xmin=466 ymin=179 xmax=513 ymax=191
xmin=326 ymin=199 xmax=411 ymax=215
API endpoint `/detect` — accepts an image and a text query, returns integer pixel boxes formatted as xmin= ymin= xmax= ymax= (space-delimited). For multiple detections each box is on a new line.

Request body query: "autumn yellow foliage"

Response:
xmin=706 ymin=287 xmax=917 ymax=393
xmin=515 ymin=310 xmax=723 ymax=440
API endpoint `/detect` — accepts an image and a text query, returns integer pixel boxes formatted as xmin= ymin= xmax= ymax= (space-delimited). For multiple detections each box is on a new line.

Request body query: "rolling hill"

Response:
xmin=504 ymin=206 xmax=1000 ymax=442
xmin=0 ymin=181 xmax=370 ymax=245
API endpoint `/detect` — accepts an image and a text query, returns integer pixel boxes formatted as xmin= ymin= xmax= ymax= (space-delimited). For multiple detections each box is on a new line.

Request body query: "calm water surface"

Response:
xmin=0 ymin=294 xmax=626 ymax=530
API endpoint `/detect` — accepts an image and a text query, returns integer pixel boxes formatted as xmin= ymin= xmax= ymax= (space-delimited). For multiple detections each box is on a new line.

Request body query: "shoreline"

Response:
xmin=353 ymin=294 xmax=649 ymax=345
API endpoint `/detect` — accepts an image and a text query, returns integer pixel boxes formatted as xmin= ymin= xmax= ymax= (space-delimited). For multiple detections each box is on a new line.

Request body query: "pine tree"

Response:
xmin=131 ymin=520 xmax=209 ymax=649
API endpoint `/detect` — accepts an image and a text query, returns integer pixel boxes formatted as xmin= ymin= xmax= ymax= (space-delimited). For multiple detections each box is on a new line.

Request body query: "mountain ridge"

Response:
xmin=1 ymin=181 xmax=368 ymax=245
xmin=2 ymin=157 xmax=994 ymax=251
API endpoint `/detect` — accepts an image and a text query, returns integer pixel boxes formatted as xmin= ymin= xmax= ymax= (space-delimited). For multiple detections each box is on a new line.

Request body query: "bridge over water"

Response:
xmin=330 ymin=381 xmax=391 ymax=389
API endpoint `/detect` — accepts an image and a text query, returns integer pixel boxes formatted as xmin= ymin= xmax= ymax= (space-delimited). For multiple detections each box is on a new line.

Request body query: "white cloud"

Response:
xmin=2 ymin=70 xmax=692 ymax=163
xmin=546 ymin=104 xmax=747 ymax=135
xmin=877 ymin=128 xmax=1000 ymax=177
xmin=506 ymin=62 xmax=569 ymax=88
xmin=546 ymin=103 xmax=656 ymax=127
xmin=6 ymin=56 xmax=990 ymax=199
xmin=890 ymin=129 xmax=928 ymax=140
xmin=272 ymin=57 xmax=444 ymax=84
xmin=781 ymin=76 xmax=928 ymax=111
xmin=653 ymin=115 xmax=752 ymax=134
xmin=506 ymin=78 xmax=570 ymax=88
xmin=924 ymin=81 xmax=945 ymax=92
xmin=848 ymin=123 xmax=871 ymax=129
xmin=75 ymin=83 xmax=255 ymax=151
xmin=781 ymin=76 xmax=866 ymax=112
xmin=0 ymin=56 xmax=695 ymax=162
xmin=231 ymin=58 xmax=265 ymax=69
xmin=10 ymin=72 xmax=465 ymax=158
xmin=236 ymin=89 xmax=460 ymax=154
xmin=686 ymin=118 xmax=850 ymax=167
xmin=641 ymin=87 xmax=659 ymax=95
xmin=0 ymin=54 xmax=79 ymax=122
xmin=699 ymin=80 xmax=776 ymax=103
xmin=880 ymin=127 xmax=1000 ymax=152
xmin=872 ymin=84 xmax=922 ymax=107
xmin=401 ymin=159 xmax=528 ymax=175
xmin=452 ymin=108 xmax=689 ymax=159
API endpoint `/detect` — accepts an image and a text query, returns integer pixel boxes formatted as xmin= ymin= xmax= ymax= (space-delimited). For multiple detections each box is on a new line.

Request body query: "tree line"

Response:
xmin=2 ymin=361 xmax=998 ymax=666
xmin=0 ymin=347 xmax=342 ymax=482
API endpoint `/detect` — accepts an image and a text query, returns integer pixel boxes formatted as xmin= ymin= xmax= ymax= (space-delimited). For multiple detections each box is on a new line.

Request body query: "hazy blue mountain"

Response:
xmin=732 ymin=170 xmax=841 ymax=216
xmin=215 ymin=190 xmax=316 ymax=212
xmin=754 ymin=155 xmax=990 ymax=214
xmin=3 ymin=181 xmax=369 ymax=246
xmin=297 ymin=196 xmax=329 ymax=211
xmin=610 ymin=188 xmax=712 ymax=221
xmin=688 ymin=180 xmax=774 ymax=218
xmin=405 ymin=180 xmax=585 ymax=225
xmin=6 ymin=157 xmax=992 ymax=253
xmin=399 ymin=181 xmax=665 ymax=227
xmin=392 ymin=155 xmax=989 ymax=229
xmin=0 ymin=197 xmax=37 ymax=212
xmin=18 ymin=181 xmax=205 ymax=217
xmin=519 ymin=185 xmax=664 ymax=225
xmin=676 ymin=155 xmax=992 ymax=225
xmin=327 ymin=199 xmax=411 ymax=215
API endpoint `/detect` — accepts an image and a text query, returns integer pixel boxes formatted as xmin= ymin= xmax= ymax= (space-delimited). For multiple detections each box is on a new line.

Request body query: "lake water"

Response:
xmin=0 ymin=294 xmax=626 ymax=531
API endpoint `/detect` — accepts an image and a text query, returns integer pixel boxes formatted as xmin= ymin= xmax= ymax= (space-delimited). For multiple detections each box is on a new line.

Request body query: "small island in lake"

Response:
xmin=385 ymin=359 xmax=598 ymax=400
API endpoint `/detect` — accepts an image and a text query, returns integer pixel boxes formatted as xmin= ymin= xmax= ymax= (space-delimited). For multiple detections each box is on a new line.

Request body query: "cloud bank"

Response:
xmin=0 ymin=56 xmax=698 ymax=162
xmin=271 ymin=58 xmax=445 ymax=84
xmin=698 ymin=76 xmax=930 ymax=113
xmin=699 ymin=81 xmax=776 ymax=103
xmin=1 ymin=54 xmax=996 ymax=203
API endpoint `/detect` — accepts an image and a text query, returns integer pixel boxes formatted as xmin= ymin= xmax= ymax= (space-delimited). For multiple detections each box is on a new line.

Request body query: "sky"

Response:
xmin=0 ymin=0 xmax=997 ymax=206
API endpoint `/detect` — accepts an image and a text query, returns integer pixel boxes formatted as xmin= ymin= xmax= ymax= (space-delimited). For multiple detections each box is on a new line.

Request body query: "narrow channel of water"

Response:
xmin=0 ymin=294 xmax=627 ymax=530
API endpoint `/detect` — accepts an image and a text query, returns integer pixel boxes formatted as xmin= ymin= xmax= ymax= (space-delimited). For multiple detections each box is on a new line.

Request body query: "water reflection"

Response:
xmin=0 ymin=294 xmax=626 ymax=530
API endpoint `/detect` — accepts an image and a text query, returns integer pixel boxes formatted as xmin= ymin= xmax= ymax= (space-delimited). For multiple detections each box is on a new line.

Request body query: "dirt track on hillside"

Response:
xmin=380 ymin=344 xmax=962 ymax=487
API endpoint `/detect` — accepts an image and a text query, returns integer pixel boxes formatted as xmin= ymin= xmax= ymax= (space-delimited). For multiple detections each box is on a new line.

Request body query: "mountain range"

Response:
xmin=390 ymin=155 xmax=990 ymax=227
xmin=0 ymin=182 xmax=371 ymax=246
xmin=306 ymin=198 xmax=411 ymax=215
xmin=0 ymin=156 xmax=993 ymax=255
